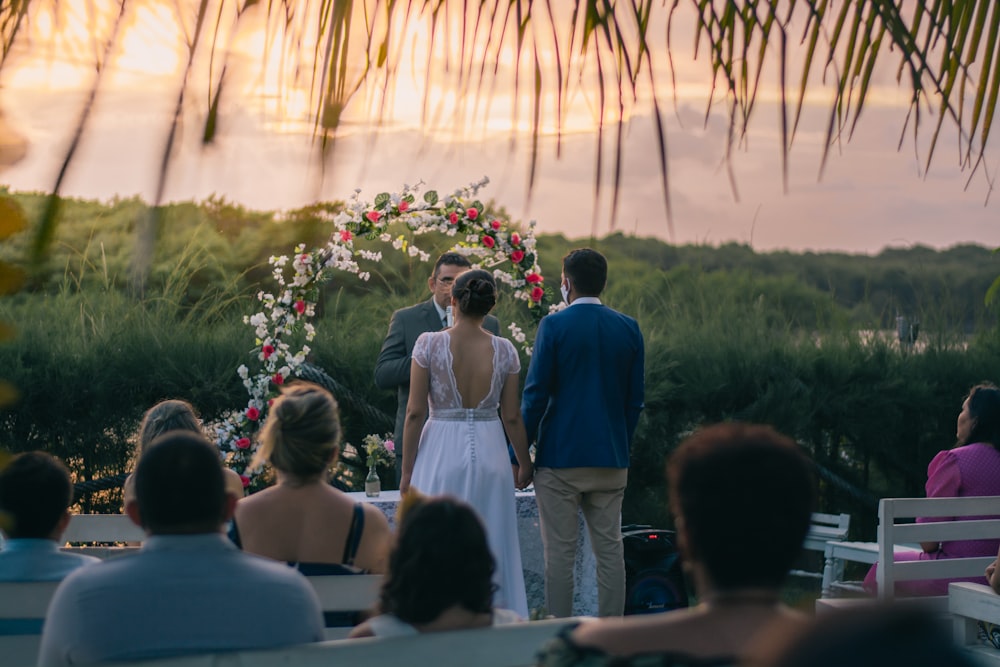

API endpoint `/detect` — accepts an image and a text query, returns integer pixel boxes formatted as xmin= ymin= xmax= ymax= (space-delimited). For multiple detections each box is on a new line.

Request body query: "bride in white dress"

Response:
xmin=399 ymin=269 xmax=534 ymax=618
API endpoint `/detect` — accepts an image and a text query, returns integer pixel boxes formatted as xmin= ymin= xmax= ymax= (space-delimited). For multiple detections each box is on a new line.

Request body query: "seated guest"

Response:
xmin=536 ymin=422 xmax=816 ymax=667
xmin=866 ymin=383 xmax=1000 ymax=596
xmin=123 ymin=399 xmax=245 ymax=507
xmin=232 ymin=383 xmax=391 ymax=574
xmin=0 ymin=452 xmax=98 ymax=581
xmin=349 ymin=496 xmax=521 ymax=638
xmin=37 ymin=431 xmax=323 ymax=666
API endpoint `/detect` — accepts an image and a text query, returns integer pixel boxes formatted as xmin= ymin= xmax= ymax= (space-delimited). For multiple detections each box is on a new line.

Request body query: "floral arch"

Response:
xmin=213 ymin=178 xmax=551 ymax=488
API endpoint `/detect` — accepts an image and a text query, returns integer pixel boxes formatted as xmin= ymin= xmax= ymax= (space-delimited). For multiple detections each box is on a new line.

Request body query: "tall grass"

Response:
xmin=4 ymin=194 xmax=1000 ymax=529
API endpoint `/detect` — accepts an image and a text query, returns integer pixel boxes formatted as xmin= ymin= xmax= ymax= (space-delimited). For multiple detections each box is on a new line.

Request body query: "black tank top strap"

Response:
xmin=227 ymin=518 xmax=242 ymax=549
xmin=341 ymin=502 xmax=366 ymax=566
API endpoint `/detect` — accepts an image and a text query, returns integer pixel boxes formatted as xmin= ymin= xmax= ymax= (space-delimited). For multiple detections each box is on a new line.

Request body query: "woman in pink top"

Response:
xmin=865 ymin=383 xmax=1000 ymax=596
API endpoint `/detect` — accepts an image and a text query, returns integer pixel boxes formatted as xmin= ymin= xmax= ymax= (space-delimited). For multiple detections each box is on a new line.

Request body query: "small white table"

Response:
xmin=347 ymin=488 xmax=598 ymax=616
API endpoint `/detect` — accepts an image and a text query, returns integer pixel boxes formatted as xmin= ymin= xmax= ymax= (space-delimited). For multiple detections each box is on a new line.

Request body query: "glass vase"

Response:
xmin=365 ymin=463 xmax=381 ymax=497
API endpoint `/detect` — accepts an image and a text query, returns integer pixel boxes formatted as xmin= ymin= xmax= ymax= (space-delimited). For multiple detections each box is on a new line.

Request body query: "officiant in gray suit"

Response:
xmin=375 ymin=252 xmax=500 ymax=484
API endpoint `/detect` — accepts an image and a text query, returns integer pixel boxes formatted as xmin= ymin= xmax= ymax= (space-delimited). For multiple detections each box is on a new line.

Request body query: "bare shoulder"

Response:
xmin=361 ymin=503 xmax=391 ymax=530
xmin=571 ymin=609 xmax=701 ymax=656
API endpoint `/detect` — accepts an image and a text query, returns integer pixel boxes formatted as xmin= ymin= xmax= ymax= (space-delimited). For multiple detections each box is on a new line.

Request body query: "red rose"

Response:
xmin=294 ymin=300 xmax=306 ymax=314
xmin=262 ymin=344 xmax=275 ymax=359
xmin=272 ymin=373 xmax=284 ymax=385
xmin=240 ymin=475 xmax=251 ymax=488
xmin=267 ymin=398 xmax=275 ymax=407
xmin=530 ymin=286 xmax=544 ymax=302
xmin=449 ymin=212 xmax=459 ymax=224
xmin=525 ymin=273 xmax=542 ymax=284
xmin=246 ymin=407 xmax=261 ymax=421
xmin=236 ymin=437 xmax=251 ymax=450
xmin=491 ymin=219 xmax=501 ymax=230
xmin=467 ymin=208 xmax=479 ymax=220
xmin=481 ymin=235 xmax=495 ymax=248
xmin=340 ymin=230 xmax=353 ymax=242
xmin=511 ymin=250 xmax=525 ymax=264
xmin=366 ymin=210 xmax=382 ymax=223
xmin=398 ymin=200 xmax=409 ymax=212
xmin=510 ymin=233 xmax=521 ymax=246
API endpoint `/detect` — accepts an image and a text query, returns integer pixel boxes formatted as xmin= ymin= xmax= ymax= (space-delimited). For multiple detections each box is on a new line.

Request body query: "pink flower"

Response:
xmin=246 ymin=407 xmax=261 ymax=421
xmin=340 ymin=230 xmax=353 ymax=242
xmin=491 ymin=219 xmax=501 ymax=230
xmin=384 ymin=440 xmax=395 ymax=453
xmin=235 ymin=437 xmax=251 ymax=450
xmin=449 ymin=212 xmax=459 ymax=224
xmin=481 ymin=235 xmax=495 ymax=248
xmin=272 ymin=373 xmax=284 ymax=385
xmin=511 ymin=250 xmax=525 ymax=264
xmin=240 ymin=475 xmax=251 ymax=488
xmin=467 ymin=208 xmax=479 ymax=220
xmin=299 ymin=254 xmax=309 ymax=263
xmin=294 ymin=300 xmax=306 ymax=314
xmin=366 ymin=211 xmax=382 ymax=223
xmin=525 ymin=273 xmax=542 ymax=284
xmin=510 ymin=233 xmax=521 ymax=246
xmin=262 ymin=344 xmax=275 ymax=359
xmin=398 ymin=200 xmax=409 ymax=212
xmin=530 ymin=286 xmax=544 ymax=302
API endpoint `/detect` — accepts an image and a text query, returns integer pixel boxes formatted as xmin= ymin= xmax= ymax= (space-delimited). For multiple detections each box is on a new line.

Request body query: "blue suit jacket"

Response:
xmin=521 ymin=301 xmax=644 ymax=469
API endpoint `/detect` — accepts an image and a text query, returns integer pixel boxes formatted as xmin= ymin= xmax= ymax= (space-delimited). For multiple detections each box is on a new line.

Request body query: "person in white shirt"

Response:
xmin=0 ymin=451 xmax=98 ymax=582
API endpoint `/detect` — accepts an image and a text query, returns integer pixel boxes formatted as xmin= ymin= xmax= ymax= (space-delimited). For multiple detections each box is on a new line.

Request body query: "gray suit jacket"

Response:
xmin=374 ymin=298 xmax=500 ymax=466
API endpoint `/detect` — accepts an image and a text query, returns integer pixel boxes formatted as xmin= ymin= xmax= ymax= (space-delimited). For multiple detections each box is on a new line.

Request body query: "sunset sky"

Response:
xmin=1 ymin=1 xmax=997 ymax=254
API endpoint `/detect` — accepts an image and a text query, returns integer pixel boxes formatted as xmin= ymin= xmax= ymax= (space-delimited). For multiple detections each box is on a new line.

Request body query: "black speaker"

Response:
xmin=622 ymin=525 xmax=688 ymax=615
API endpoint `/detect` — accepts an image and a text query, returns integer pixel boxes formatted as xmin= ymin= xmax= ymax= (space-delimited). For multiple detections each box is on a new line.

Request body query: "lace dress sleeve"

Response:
xmin=498 ymin=337 xmax=521 ymax=376
xmin=412 ymin=332 xmax=432 ymax=369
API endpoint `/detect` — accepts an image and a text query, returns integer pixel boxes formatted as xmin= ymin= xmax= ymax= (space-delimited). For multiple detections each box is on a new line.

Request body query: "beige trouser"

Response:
xmin=534 ymin=466 xmax=628 ymax=618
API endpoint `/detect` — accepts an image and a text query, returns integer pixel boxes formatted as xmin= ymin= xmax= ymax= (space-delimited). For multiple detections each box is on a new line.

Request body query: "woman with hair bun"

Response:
xmin=231 ymin=383 xmax=392 ymax=575
xmin=400 ymin=268 xmax=533 ymax=618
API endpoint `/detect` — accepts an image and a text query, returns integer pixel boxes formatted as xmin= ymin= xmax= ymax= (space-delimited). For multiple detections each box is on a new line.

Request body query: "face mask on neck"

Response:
xmin=560 ymin=282 xmax=570 ymax=304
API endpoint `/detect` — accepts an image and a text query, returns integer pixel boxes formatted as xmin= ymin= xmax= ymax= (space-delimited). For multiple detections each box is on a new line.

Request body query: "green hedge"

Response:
xmin=3 ymin=192 xmax=1000 ymax=534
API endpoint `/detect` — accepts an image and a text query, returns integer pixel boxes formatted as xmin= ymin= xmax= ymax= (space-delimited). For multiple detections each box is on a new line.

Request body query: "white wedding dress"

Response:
xmin=409 ymin=330 xmax=529 ymax=618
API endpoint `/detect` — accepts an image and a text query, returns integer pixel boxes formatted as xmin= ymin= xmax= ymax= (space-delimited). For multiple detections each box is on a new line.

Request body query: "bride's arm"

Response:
xmin=400 ymin=359 xmax=429 ymax=495
xmin=500 ymin=372 xmax=533 ymax=489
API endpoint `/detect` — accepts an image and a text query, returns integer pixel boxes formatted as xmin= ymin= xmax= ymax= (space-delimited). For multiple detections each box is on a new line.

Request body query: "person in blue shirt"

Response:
xmin=0 ymin=451 xmax=98 ymax=582
xmin=37 ymin=431 xmax=324 ymax=667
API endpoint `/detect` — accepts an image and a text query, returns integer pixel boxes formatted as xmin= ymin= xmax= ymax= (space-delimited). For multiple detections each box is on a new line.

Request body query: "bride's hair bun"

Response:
xmin=452 ymin=269 xmax=497 ymax=317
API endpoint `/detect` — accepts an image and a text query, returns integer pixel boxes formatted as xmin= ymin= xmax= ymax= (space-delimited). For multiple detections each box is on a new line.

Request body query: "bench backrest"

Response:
xmin=876 ymin=495 xmax=1000 ymax=601
xmin=803 ymin=512 xmax=851 ymax=552
xmin=62 ymin=514 xmax=145 ymax=543
xmin=305 ymin=574 xmax=382 ymax=612
xmin=0 ymin=581 xmax=61 ymax=667
xmin=95 ymin=617 xmax=582 ymax=667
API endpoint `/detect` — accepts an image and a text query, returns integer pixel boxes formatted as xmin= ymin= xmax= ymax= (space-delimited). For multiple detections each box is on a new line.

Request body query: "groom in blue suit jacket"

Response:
xmin=522 ymin=248 xmax=644 ymax=617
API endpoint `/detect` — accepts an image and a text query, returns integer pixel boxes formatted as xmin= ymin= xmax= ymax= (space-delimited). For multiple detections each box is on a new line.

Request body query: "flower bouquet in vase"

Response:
xmin=363 ymin=433 xmax=395 ymax=497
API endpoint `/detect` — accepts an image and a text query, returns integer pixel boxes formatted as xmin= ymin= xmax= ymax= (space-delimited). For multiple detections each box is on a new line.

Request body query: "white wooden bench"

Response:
xmin=815 ymin=496 xmax=1000 ymax=612
xmin=0 ymin=573 xmax=383 ymax=665
xmin=0 ymin=581 xmax=60 ymax=667
xmin=91 ymin=617 xmax=582 ymax=667
xmin=788 ymin=512 xmax=850 ymax=587
xmin=950 ymin=581 xmax=1000 ymax=665
xmin=307 ymin=574 xmax=383 ymax=639
xmin=62 ymin=513 xmax=146 ymax=543
xmin=820 ymin=540 xmax=922 ymax=597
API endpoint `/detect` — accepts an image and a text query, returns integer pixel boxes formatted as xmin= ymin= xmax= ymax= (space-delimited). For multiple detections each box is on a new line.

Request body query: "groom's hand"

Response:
xmin=515 ymin=463 xmax=534 ymax=490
